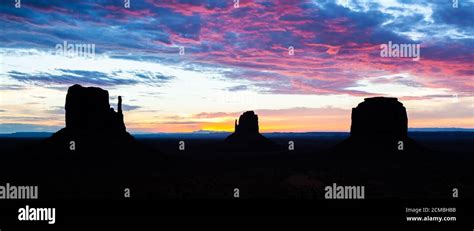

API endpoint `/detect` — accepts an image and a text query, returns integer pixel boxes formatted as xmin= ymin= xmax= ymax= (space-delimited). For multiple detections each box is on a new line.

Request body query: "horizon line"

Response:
xmin=1 ymin=127 xmax=474 ymax=135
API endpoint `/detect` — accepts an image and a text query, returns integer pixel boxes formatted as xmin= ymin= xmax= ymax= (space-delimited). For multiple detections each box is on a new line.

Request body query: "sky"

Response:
xmin=0 ymin=0 xmax=473 ymax=133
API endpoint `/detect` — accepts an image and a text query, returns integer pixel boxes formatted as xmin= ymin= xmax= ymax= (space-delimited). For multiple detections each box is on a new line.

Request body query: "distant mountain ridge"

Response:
xmin=408 ymin=128 xmax=474 ymax=132
xmin=0 ymin=132 xmax=54 ymax=138
xmin=1 ymin=128 xmax=473 ymax=138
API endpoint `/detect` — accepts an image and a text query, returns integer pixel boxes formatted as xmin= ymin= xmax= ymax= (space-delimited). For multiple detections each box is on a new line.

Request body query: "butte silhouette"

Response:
xmin=334 ymin=97 xmax=421 ymax=156
xmin=223 ymin=111 xmax=279 ymax=151
xmin=41 ymin=84 xmax=147 ymax=155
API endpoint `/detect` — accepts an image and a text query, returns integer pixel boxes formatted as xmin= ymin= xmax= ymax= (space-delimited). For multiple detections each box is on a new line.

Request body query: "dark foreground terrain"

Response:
xmin=0 ymin=132 xmax=473 ymax=224
xmin=1 ymin=132 xmax=473 ymax=199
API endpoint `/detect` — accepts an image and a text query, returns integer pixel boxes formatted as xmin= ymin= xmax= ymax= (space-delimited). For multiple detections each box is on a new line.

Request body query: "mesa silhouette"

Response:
xmin=41 ymin=84 xmax=146 ymax=155
xmin=223 ymin=111 xmax=279 ymax=151
xmin=334 ymin=97 xmax=421 ymax=155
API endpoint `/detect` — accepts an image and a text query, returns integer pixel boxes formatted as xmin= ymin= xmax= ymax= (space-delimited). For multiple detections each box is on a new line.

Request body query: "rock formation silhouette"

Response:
xmin=33 ymin=84 xmax=160 ymax=199
xmin=65 ymin=84 xmax=126 ymax=132
xmin=334 ymin=97 xmax=421 ymax=156
xmin=41 ymin=84 xmax=144 ymax=155
xmin=224 ymin=111 xmax=279 ymax=151
xmin=351 ymin=97 xmax=407 ymax=138
xmin=233 ymin=111 xmax=260 ymax=134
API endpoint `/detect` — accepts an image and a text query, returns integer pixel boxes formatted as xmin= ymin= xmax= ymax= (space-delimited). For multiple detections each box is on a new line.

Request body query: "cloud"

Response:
xmin=193 ymin=112 xmax=238 ymax=119
xmin=409 ymin=101 xmax=474 ymax=120
xmin=0 ymin=116 xmax=60 ymax=122
xmin=0 ymin=84 xmax=26 ymax=90
xmin=8 ymin=70 xmax=139 ymax=87
xmin=227 ymin=85 xmax=248 ymax=92
xmin=0 ymin=49 xmax=184 ymax=93
xmin=1 ymin=0 xmax=471 ymax=97
xmin=45 ymin=106 xmax=64 ymax=115
xmin=121 ymin=104 xmax=141 ymax=111
xmin=0 ymin=123 xmax=61 ymax=133
xmin=133 ymin=71 xmax=174 ymax=82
